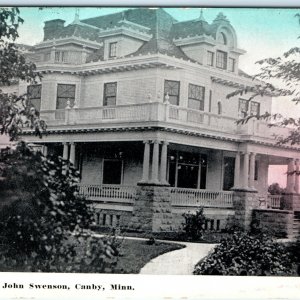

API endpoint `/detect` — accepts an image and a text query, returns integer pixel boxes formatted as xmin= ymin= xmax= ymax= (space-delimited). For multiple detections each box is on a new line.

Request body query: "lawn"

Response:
xmin=114 ymin=238 xmax=185 ymax=274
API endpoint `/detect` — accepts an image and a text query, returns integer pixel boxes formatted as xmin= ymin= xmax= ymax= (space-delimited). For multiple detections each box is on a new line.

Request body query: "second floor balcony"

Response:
xmin=39 ymin=101 xmax=291 ymax=143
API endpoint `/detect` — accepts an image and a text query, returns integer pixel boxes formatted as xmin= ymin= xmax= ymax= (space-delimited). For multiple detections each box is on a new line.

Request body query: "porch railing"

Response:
xmin=267 ymin=195 xmax=282 ymax=209
xmin=170 ymin=187 xmax=234 ymax=208
xmin=78 ymin=184 xmax=136 ymax=204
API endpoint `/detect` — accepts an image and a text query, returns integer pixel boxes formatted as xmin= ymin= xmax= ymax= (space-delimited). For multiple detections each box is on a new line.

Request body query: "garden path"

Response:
xmin=139 ymin=241 xmax=216 ymax=275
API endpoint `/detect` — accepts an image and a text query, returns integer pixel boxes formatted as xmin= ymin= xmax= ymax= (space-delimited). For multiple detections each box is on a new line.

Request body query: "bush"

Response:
xmin=0 ymin=142 xmax=118 ymax=272
xmin=182 ymin=208 xmax=207 ymax=241
xmin=194 ymin=232 xmax=295 ymax=276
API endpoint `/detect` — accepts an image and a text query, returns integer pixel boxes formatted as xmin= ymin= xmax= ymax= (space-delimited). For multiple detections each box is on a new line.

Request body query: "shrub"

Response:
xmin=0 ymin=142 xmax=119 ymax=272
xmin=182 ymin=208 xmax=207 ymax=241
xmin=194 ymin=232 xmax=295 ymax=276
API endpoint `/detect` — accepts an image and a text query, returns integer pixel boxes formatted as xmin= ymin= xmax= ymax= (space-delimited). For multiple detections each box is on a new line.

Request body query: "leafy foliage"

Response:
xmin=227 ymin=13 xmax=300 ymax=145
xmin=182 ymin=208 xmax=207 ymax=241
xmin=0 ymin=8 xmax=46 ymax=140
xmin=268 ymin=182 xmax=286 ymax=195
xmin=194 ymin=232 xmax=295 ymax=276
xmin=0 ymin=142 xmax=119 ymax=272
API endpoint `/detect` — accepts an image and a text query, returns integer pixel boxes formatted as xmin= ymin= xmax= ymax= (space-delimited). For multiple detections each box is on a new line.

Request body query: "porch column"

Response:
xmin=151 ymin=140 xmax=160 ymax=184
xmin=249 ymin=152 xmax=256 ymax=190
xmin=69 ymin=142 xmax=76 ymax=165
xmin=63 ymin=142 xmax=69 ymax=160
xmin=242 ymin=152 xmax=249 ymax=189
xmin=287 ymin=158 xmax=296 ymax=193
xmin=160 ymin=141 xmax=169 ymax=185
xmin=140 ymin=140 xmax=150 ymax=183
xmin=42 ymin=145 xmax=48 ymax=157
xmin=295 ymin=159 xmax=300 ymax=194
xmin=233 ymin=151 xmax=241 ymax=189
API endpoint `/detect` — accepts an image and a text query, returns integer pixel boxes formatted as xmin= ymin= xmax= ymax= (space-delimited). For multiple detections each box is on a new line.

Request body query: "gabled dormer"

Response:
xmin=172 ymin=12 xmax=246 ymax=74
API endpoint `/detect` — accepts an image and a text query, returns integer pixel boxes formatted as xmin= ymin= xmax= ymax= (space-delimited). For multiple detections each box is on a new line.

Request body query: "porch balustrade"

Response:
xmin=39 ymin=102 xmax=290 ymax=140
xmin=267 ymin=195 xmax=282 ymax=209
xmin=78 ymin=184 xmax=136 ymax=204
xmin=170 ymin=187 xmax=234 ymax=208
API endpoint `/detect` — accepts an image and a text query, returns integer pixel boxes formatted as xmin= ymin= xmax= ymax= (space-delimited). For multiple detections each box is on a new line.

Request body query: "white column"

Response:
xmin=295 ymin=159 xmax=300 ymax=194
xmin=69 ymin=142 xmax=76 ymax=165
xmin=43 ymin=145 xmax=48 ymax=157
xmin=233 ymin=151 xmax=241 ymax=189
xmin=140 ymin=141 xmax=150 ymax=183
xmin=249 ymin=152 xmax=256 ymax=190
xmin=287 ymin=158 xmax=296 ymax=193
xmin=63 ymin=142 xmax=69 ymax=160
xmin=160 ymin=141 xmax=169 ymax=185
xmin=242 ymin=152 xmax=249 ymax=189
xmin=151 ymin=140 xmax=160 ymax=184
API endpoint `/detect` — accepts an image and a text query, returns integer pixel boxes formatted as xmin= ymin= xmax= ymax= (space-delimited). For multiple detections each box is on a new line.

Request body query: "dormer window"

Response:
xmin=109 ymin=42 xmax=117 ymax=58
xmin=207 ymin=51 xmax=214 ymax=66
xmin=216 ymin=50 xmax=227 ymax=70
xmin=228 ymin=58 xmax=235 ymax=72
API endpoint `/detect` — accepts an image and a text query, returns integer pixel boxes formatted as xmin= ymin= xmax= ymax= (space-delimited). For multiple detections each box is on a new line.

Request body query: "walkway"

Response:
xmin=140 ymin=241 xmax=216 ymax=275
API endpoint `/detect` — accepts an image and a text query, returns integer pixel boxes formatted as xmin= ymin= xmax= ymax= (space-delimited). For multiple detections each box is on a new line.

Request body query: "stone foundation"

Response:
xmin=129 ymin=185 xmax=173 ymax=232
xmin=232 ymin=190 xmax=258 ymax=230
xmin=252 ymin=209 xmax=294 ymax=238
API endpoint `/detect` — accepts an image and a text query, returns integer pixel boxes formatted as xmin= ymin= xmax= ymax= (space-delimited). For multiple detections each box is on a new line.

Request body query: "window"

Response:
xmin=109 ymin=42 xmax=117 ymax=58
xmin=228 ymin=58 xmax=235 ymax=72
xmin=207 ymin=51 xmax=214 ymax=66
xmin=102 ymin=159 xmax=123 ymax=184
xmin=103 ymin=82 xmax=117 ymax=106
xmin=56 ymin=84 xmax=76 ymax=109
xmin=27 ymin=84 xmax=42 ymax=111
xmin=164 ymin=80 xmax=180 ymax=105
xmin=188 ymin=84 xmax=205 ymax=110
xmin=254 ymin=161 xmax=259 ymax=181
xmin=217 ymin=101 xmax=222 ymax=115
xmin=238 ymin=99 xmax=249 ymax=118
xmin=216 ymin=50 xmax=227 ymax=69
xmin=250 ymin=101 xmax=260 ymax=116
xmin=55 ymin=51 xmax=68 ymax=63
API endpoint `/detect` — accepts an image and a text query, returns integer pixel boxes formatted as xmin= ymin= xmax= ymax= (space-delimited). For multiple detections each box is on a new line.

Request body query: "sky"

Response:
xmin=3 ymin=7 xmax=300 ymax=186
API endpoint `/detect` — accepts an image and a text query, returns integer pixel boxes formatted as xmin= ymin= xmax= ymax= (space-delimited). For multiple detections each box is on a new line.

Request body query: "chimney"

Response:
xmin=43 ymin=19 xmax=65 ymax=40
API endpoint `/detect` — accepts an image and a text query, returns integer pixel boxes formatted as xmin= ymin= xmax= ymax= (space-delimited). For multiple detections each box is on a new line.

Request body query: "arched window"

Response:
xmin=217 ymin=101 xmax=222 ymax=115
xmin=218 ymin=32 xmax=227 ymax=45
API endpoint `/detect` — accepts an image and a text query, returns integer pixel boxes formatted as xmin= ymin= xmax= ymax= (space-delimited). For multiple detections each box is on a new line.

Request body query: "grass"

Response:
xmin=114 ymin=238 xmax=185 ymax=274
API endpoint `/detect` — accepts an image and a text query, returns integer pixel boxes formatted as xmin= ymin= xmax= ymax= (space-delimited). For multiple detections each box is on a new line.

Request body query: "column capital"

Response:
xmin=143 ymin=140 xmax=151 ymax=144
xmin=151 ymin=140 xmax=161 ymax=144
xmin=62 ymin=142 xmax=69 ymax=145
xmin=162 ymin=140 xmax=169 ymax=146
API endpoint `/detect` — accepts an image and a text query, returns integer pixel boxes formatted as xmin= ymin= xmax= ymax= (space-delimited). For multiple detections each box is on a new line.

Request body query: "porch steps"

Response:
xmin=292 ymin=212 xmax=300 ymax=239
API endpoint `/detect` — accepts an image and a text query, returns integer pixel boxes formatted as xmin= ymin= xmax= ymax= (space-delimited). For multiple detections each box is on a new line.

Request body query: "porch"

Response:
xmin=78 ymin=183 xmax=284 ymax=210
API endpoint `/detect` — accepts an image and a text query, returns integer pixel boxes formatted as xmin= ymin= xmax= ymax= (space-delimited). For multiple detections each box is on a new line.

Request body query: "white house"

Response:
xmin=17 ymin=8 xmax=300 ymax=236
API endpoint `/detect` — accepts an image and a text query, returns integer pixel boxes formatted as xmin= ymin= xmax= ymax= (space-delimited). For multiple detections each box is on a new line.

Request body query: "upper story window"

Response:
xmin=239 ymin=99 xmax=260 ymax=117
xmin=217 ymin=101 xmax=222 ymax=115
xmin=164 ymin=80 xmax=180 ymax=105
xmin=238 ymin=99 xmax=249 ymax=118
xmin=55 ymin=51 xmax=68 ymax=63
xmin=56 ymin=84 xmax=76 ymax=109
xmin=228 ymin=58 xmax=235 ymax=72
xmin=104 ymin=82 xmax=117 ymax=106
xmin=109 ymin=42 xmax=117 ymax=58
xmin=188 ymin=84 xmax=205 ymax=111
xmin=216 ymin=50 xmax=227 ymax=70
xmin=207 ymin=51 xmax=214 ymax=66
xmin=27 ymin=84 xmax=42 ymax=111
xmin=250 ymin=101 xmax=260 ymax=116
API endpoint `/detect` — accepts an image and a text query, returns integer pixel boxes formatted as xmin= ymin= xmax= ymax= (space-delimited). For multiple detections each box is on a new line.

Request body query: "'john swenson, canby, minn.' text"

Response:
xmin=2 ymin=282 xmax=135 ymax=291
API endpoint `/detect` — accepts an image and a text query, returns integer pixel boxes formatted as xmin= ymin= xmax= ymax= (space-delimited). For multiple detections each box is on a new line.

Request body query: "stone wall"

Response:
xmin=129 ymin=185 xmax=173 ymax=232
xmin=252 ymin=209 xmax=294 ymax=238
xmin=282 ymin=193 xmax=300 ymax=211
xmin=232 ymin=190 xmax=258 ymax=230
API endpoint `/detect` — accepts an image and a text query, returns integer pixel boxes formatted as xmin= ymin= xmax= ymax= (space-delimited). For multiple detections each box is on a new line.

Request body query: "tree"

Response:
xmin=227 ymin=13 xmax=300 ymax=145
xmin=268 ymin=182 xmax=286 ymax=195
xmin=0 ymin=7 xmax=46 ymax=140
xmin=0 ymin=8 xmax=118 ymax=272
